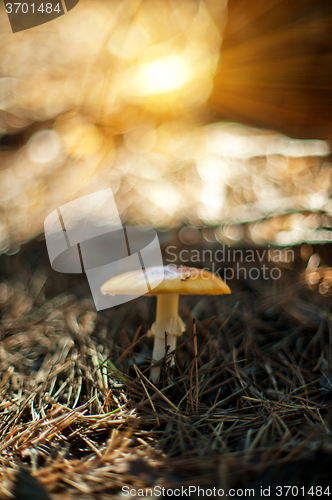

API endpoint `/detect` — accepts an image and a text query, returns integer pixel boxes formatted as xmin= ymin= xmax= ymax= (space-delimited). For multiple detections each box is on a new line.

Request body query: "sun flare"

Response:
xmin=134 ymin=55 xmax=192 ymax=96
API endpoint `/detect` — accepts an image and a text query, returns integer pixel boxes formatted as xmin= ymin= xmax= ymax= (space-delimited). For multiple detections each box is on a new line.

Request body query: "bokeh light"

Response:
xmin=0 ymin=0 xmax=331 ymax=252
xmin=131 ymin=55 xmax=192 ymax=96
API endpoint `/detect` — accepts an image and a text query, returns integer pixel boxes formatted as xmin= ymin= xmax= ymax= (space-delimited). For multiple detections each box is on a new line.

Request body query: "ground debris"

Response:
xmin=1 ymin=242 xmax=332 ymax=498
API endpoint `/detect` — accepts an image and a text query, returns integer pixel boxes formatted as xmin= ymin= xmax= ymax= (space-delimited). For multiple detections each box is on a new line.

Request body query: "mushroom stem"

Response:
xmin=150 ymin=333 xmax=177 ymax=383
xmin=156 ymin=293 xmax=180 ymax=323
xmin=150 ymin=294 xmax=184 ymax=383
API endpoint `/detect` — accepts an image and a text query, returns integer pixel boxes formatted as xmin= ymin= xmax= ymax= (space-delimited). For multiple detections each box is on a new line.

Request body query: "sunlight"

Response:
xmin=134 ymin=55 xmax=192 ymax=95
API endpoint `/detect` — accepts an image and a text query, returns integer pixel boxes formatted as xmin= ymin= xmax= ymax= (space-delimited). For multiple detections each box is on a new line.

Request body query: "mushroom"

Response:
xmin=101 ymin=265 xmax=231 ymax=382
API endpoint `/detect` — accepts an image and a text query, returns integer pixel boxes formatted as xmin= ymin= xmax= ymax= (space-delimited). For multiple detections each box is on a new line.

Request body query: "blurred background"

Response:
xmin=3 ymin=3 xmax=332 ymax=493
xmin=0 ymin=0 xmax=332 ymax=252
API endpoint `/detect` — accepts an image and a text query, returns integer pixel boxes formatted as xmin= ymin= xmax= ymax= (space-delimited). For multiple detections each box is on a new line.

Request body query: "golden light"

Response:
xmin=0 ymin=0 xmax=331 ymax=249
xmin=132 ymin=55 xmax=192 ymax=96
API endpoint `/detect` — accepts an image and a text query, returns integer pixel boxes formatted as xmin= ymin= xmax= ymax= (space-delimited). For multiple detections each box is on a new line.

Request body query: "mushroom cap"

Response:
xmin=101 ymin=265 xmax=231 ymax=296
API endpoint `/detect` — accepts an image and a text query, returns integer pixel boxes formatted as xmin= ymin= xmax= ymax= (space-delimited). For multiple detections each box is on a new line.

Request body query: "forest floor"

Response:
xmin=1 ymin=236 xmax=332 ymax=499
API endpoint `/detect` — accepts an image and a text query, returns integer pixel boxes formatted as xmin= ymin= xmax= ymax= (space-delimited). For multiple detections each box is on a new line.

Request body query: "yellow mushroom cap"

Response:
xmin=101 ymin=265 xmax=231 ymax=296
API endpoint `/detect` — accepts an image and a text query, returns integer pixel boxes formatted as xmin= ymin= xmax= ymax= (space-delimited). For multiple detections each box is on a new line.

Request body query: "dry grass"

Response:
xmin=1 ymin=238 xmax=332 ymax=499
